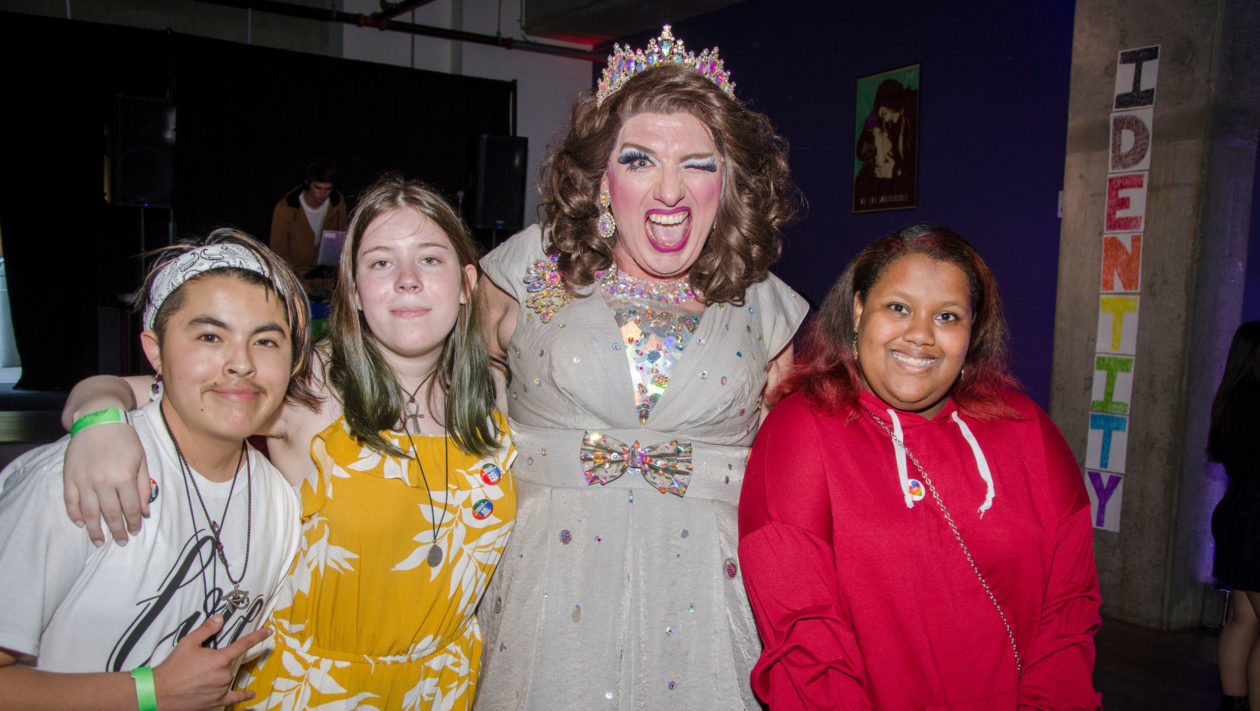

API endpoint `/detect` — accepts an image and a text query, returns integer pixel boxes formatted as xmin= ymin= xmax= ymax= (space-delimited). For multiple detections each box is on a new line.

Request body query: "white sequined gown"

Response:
xmin=475 ymin=226 xmax=807 ymax=710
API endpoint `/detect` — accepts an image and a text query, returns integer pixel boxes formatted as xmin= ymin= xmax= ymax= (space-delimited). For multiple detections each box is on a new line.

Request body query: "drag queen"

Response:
xmin=474 ymin=26 xmax=807 ymax=710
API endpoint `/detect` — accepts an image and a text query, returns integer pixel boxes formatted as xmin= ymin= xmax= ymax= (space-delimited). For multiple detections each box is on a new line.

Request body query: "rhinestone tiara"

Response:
xmin=596 ymin=25 xmax=735 ymax=106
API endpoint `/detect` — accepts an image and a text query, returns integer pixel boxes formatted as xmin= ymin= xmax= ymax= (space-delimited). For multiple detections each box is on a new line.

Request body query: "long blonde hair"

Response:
xmin=327 ymin=174 xmax=498 ymax=457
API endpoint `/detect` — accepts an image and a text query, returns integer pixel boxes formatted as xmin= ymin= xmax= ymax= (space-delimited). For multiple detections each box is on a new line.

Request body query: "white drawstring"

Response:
xmin=951 ymin=412 xmax=996 ymax=516
xmin=885 ymin=409 xmax=915 ymax=509
xmin=883 ymin=408 xmax=997 ymax=516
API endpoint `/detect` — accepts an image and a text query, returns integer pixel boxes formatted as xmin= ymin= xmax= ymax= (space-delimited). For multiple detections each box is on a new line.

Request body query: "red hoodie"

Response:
xmin=739 ymin=388 xmax=1101 ymax=710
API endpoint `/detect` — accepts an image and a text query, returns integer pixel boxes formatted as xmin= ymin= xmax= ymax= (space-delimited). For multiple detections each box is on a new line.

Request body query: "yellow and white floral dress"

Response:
xmin=232 ymin=414 xmax=515 ymax=711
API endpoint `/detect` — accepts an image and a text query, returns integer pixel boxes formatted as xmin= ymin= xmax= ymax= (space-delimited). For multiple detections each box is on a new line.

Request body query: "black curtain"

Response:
xmin=0 ymin=12 xmax=514 ymax=390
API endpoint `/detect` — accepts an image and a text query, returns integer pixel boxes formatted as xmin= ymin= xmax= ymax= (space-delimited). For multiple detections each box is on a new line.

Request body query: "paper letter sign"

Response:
xmin=1105 ymin=173 xmax=1147 ymax=232
xmin=1110 ymin=108 xmax=1153 ymax=172
xmin=1092 ymin=355 xmax=1134 ymax=414
xmin=1097 ymin=295 xmax=1139 ymax=354
xmin=1101 ymin=234 xmax=1142 ymax=292
xmin=1085 ymin=470 xmax=1123 ymax=531
xmin=1086 ymin=413 xmax=1128 ymax=473
xmin=1114 ymin=45 xmax=1159 ymax=110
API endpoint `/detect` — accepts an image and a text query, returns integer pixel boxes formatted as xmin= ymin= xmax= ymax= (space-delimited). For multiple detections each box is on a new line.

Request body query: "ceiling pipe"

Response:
xmin=373 ymin=0 xmax=438 ymax=22
xmin=190 ymin=0 xmax=605 ymax=62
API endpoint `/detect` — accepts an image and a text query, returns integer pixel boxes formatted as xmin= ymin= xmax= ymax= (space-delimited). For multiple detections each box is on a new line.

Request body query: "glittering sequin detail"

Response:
xmin=523 ymin=253 xmax=572 ymax=322
xmin=610 ymin=305 xmax=700 ymax=424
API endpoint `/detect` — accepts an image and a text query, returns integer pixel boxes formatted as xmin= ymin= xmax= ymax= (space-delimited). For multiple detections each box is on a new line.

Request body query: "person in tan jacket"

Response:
xmin=270 ymin=160 xmax=348 ymax=294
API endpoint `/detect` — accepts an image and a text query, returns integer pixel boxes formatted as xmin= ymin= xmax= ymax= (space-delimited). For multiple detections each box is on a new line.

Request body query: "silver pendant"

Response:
xmin=426 ymin=544 xmax=443 ymax=567
xmin=225 ymin=587 xmax=250 ymax=612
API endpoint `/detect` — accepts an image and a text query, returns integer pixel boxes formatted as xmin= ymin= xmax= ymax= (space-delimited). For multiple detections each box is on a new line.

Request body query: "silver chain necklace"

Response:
xmin=161 ymin=408 xmax=253 ymax=613
xmin=861 ymin=405 xmax=1023 ymax=680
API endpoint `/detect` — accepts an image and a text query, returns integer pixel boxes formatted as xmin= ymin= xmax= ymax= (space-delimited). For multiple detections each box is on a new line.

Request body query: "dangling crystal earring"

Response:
xmin=597 ymin=190 xmax=616 ymax=239
xmin=150 ymin=375 xmax=163 ymax=401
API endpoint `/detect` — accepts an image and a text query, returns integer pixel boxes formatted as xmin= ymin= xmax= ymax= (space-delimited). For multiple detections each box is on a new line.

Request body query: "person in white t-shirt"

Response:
xmin=270 ymin=159 xmax=349 ymax=297
xmin=0 ymin=229 xmax=317 ymax=710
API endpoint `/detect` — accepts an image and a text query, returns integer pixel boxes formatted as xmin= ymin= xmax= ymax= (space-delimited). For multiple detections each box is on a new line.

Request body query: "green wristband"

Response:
xmin=131 ymin=665 xmax=157 ymax=711
xmin=70 ymin=408 xmax=128 ymax=436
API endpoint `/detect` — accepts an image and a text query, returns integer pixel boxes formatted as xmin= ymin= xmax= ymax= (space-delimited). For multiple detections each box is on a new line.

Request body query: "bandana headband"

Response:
xmin=143 ymin=244 xmax=271 ymax=330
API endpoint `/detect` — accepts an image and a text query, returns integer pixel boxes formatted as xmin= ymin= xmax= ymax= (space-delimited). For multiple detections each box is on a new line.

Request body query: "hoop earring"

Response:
xmin=150 ymin=375 xmax=163 ymax=401
xmin=597 ymin=190 xmax=616 ymax=240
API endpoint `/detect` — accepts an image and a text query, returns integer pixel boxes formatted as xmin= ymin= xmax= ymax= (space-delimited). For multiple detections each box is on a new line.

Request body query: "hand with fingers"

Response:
xmin=63 ymin=416 xmax=150 ymax=547
xmin=152 ymin=615 xmax=269 ymax=711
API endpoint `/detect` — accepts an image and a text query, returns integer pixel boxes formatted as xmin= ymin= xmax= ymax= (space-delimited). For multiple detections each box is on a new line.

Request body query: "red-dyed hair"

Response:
xmin=777 ymin=224 xmax=1019 ymax=419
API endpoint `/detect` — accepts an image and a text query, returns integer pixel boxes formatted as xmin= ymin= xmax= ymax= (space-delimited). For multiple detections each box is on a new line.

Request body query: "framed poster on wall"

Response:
xmin=853 ymin=64 xmax=920 ymax=213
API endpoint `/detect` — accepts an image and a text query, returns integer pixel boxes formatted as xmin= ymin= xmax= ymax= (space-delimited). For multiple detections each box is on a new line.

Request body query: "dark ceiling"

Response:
xmin=520 ymin=0 xmax=747 ymax=45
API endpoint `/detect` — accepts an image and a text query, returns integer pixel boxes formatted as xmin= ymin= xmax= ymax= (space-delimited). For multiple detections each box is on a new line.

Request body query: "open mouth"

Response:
xmin=645 ymin=210 xmax=691 ymax=253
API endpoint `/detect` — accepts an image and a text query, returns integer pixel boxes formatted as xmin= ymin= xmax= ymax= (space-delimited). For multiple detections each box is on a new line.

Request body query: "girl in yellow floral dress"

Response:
xmin=58 ymin=175 xmax=515 ymax=710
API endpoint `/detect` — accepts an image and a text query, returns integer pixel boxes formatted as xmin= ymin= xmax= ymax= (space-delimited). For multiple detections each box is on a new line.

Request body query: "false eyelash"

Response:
xmin=617 ymin=148 xmax=651 ymax=165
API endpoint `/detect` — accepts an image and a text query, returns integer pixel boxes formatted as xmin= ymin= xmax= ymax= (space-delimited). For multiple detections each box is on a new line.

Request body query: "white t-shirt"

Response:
xmin=300 ymin=191 xmax=330 ymax=246
xmin=0 ymin=401 xmax=300 ymax=672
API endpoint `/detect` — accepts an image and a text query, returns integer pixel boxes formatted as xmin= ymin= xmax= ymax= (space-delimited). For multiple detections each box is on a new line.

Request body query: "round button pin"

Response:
xmin=907 ymin=479 xmax=926 ymax=502
xmin=480 ymin=463 xmax=503 ymax=486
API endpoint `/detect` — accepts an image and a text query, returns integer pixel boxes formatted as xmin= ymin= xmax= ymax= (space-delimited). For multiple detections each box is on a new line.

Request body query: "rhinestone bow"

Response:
xmin=580 ymin=430 xmax=693 ymax=497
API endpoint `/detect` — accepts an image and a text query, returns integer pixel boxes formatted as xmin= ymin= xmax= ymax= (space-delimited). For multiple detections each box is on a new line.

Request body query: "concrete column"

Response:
xmin=1051 ymin=0 xmax=1260 ymax=628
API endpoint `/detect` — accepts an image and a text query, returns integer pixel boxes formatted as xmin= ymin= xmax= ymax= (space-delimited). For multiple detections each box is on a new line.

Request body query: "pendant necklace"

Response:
xmin=399 ymin=384 xmax=450 ymax=568
xmin=401 ymin=374 xmax=434 ymax=433
xmin=161 ymin=408 xmax=253 ymax=613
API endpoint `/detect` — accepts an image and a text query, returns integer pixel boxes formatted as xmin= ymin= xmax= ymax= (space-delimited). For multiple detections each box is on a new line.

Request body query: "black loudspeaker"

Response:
xmin=111 ymin=96 xmax=175 ymax=208
xmin=471 ymin=135 xmax=527 ymax=231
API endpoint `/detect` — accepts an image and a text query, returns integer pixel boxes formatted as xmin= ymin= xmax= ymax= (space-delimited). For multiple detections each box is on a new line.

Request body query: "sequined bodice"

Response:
xmin=502 ymin=287 xmax=772 ymax=445
xmin=605 ymin=296 xmax=701 ymax=425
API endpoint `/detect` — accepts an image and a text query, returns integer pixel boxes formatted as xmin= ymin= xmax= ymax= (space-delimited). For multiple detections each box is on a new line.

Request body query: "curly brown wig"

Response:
xmin=540 ymin=63 xmax=799 ymax=305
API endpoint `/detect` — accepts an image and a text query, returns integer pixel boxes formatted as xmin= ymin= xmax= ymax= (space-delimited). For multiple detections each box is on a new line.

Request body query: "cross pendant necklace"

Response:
xmin=402 ymin=377 xmax=430 ymax=432
xmin=398 ymin=381 xmax=449 ymax=569
xmin=405 ymin=405 xmax=424 ymax=432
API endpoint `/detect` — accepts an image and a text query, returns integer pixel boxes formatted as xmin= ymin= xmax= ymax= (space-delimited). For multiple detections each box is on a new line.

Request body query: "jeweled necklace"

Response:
xmin=400 ymin=394 xmax=450 ymax=568
xmin=160 ymin=407 xmax=253 ymax=613
xmin=599 ymin=265 xmax=695 ymax=305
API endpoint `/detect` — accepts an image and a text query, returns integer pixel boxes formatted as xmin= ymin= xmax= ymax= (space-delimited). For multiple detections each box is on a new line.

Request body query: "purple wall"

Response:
xmin=621 ymin=2 xmax=1075 ymax=407
xmin=1243 ymin=148 xmax=1260 ymax=323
